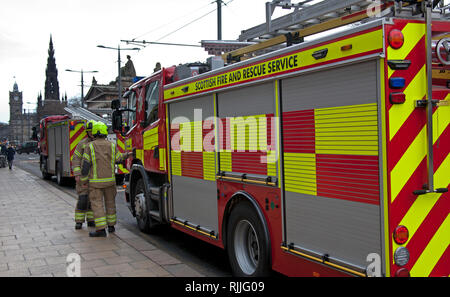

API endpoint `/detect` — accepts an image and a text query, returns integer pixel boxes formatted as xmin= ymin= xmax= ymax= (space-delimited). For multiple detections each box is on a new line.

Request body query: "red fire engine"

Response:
xmin=111 ymin=0 xmax=449 ymax=277
xmin=39 ymin=115 xmax=87 ymax=185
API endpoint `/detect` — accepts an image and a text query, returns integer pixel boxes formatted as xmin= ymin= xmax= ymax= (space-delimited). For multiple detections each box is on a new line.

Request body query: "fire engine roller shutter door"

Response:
xmin=281 ymin=60 xmax=382 ymax=269
xmin=217 ymin=82 xmax=277 ymax=177
xmin=168 ymin=94 xmax=219 ymax=234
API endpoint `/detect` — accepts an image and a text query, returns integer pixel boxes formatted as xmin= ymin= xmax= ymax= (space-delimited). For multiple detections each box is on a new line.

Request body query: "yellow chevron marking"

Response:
xmin=390 ymin=126 xmax=427 ymax=203
xmin=70 ymin=131 xmax=86 ymax=152
xmin=392 ymin=154 xmax=449 ymax=263
xmin=391 ymin=120 xmax=449 ymax=265
xmin=69 ymin=123 xmax=83 ymax=139
xmin=117 ymin=138 xmax=125 ymax=151
xmin=410 ymin=214 xmax=450 ymax=277
xmin=388 ymin=23 xmax=425 ymax=78
xmin=118 ymin=164 xmax=129 ymax=174
xmin=389 ymin=65 xmax=427 ymax=141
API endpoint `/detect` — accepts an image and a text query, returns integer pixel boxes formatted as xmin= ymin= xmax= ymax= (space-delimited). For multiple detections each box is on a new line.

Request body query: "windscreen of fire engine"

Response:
xmin=145 ymin=81 xmax=159 ymax=125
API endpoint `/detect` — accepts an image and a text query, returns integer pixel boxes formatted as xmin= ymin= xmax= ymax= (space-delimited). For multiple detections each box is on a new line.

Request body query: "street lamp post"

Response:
xmin=65 ymin=69 xmax=98 ymax=108
xmin=97 ymin=45 xmax=140 ymax=103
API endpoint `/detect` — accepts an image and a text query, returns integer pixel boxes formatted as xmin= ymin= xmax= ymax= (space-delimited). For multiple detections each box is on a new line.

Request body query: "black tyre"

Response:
xmin=40 ymin=157 xmax=52 ymax=180
xmin=226 ymin=201 xmax=271 ymax=277
xmin=56 ymin=161 xmax=67 ymax=186
xmin=133 ymin=178 xmax=152 ymax=233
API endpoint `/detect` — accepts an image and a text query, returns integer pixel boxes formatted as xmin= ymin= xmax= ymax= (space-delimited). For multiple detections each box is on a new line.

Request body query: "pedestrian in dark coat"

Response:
xmin=0 ymin=143 xmax=6 ymax=155
xmin=6 ymin=145 xmax=15 ymax=170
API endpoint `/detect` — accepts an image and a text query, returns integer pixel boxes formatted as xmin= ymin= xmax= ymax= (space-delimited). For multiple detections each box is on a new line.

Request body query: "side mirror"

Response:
xmin=111 ymin=99 xmax=121 ymax=110
xmin=112 ymin=110 xmax=123 ymax=132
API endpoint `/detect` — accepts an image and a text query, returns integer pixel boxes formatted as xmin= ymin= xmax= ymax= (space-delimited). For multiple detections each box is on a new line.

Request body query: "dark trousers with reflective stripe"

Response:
xmin=89 ymin=185 xmax=117 ymax=231
xmin=75 ymin=179 xmax=94 ymax=223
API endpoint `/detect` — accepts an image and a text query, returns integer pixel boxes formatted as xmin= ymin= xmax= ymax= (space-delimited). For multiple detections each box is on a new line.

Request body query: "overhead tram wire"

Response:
xmin=154 ymin=6 xmax=218 ymax=42
xmin=123 ymin=0 xmax=236 ymax=49
xmin=131 ymin=2 xmax=215 ymax=42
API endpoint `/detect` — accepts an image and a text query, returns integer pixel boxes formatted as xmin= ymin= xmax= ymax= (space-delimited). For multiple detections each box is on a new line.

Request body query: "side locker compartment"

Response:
xmin=55 ymin=125 xmax=62 ymax=164
xmin=280 ymin=61 xmax=383 ymax=275
xmin=48 ymin=125 xmax=56 ymax=174
xmin=168 ymin=95 xmax=219 ymax=238
xmin=217 ymin=83 xmax=277 ymax=180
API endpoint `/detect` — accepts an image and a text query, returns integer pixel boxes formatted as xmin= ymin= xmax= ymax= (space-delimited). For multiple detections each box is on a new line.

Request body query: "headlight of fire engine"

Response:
xmin=394 ymin=247 xmax=410 ymax=267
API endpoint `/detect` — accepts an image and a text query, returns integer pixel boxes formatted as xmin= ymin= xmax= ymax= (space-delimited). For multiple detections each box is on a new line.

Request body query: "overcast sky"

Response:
xmin=0 ymin=0 xmax=303 ymax=123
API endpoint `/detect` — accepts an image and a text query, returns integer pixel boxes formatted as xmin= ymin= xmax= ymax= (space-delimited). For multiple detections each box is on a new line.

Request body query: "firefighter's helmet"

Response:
xmin=85 ymin=120 xmax=96 ymax=132
xmin=92 ymin=122 xmax=108 ymax=137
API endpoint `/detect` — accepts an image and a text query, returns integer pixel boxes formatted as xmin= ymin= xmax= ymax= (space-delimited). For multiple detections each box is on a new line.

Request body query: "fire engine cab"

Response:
xmin=111 ymin=0 xmax=449 ymax=277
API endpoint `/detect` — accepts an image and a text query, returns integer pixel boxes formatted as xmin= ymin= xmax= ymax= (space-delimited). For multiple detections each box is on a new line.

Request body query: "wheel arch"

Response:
xmin=221 ymin=191 xmax=272 ymax=266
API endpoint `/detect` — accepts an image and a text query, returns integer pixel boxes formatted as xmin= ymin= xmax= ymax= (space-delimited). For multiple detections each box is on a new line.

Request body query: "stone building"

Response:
xmin=84 ymin=55 xmax=138 ymax=119
xmin=8 ymin=81 xmax=38 ymax=145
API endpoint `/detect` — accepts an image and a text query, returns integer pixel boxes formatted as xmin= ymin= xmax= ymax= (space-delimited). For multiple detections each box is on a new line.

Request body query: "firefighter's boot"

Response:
xmin=75 ymin=222 xmax=83 ymax=230
xmin=89 ymin=229 xmax=107 ymax=237
xmin=107 ymin=226 xmax=115 ymax=233
xmin=87 ymin=221 xmax=95 ymax=227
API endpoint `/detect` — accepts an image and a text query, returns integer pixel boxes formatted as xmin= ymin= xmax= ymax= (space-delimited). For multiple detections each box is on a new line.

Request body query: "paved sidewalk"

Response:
xmin=0 ymin=166 xmax=203 ymax=277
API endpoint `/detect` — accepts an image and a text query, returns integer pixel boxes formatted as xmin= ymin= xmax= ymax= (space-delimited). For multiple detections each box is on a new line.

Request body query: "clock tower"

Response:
xmin=9 ymin=81 xmax=23 ymax=143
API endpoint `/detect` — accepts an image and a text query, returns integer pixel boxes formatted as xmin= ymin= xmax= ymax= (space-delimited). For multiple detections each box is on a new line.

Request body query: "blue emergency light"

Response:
xmin=389 ymin=77 xmax=406 ymax=89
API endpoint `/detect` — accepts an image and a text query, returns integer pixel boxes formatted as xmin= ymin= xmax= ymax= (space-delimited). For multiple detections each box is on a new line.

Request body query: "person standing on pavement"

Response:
xmin=0 ymin=141 xmax=6 ymax=155
xmin=6 ymin=144 xmax=15 ymax=170
xmin=81 ymin=122 xmax=131 ymax=237
xmin=0 ymin=141 xmax=7 ymax=168
xmin=72 ymin=120 xmax=96 ymax=230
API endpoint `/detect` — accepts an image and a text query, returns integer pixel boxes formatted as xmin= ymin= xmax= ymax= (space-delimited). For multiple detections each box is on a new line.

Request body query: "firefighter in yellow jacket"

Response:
xmin=81 ymin=122 xmax=131 ymax=237
xmin=72 ymin=120 xmax=96 ymax=230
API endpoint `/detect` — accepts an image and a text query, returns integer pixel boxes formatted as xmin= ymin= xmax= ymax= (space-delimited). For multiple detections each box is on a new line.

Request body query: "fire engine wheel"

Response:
xmin=133 ymin=179 xmax=151 ymax=233
xmin=227 ymin=201 xmax=271 ymax=277
xmin=40 ymin=158 xmax=51 ymax=180
xmin=56 ymin=162 xmax=65 ymax=186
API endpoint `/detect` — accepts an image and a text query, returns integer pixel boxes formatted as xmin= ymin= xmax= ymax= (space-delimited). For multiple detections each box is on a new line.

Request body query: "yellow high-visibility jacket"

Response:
xmin=81 ymin=138 xmax=128 ymax=188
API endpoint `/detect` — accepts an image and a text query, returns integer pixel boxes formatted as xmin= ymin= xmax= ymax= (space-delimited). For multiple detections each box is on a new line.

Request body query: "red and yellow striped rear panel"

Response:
xmin=384 ymin=19 xmax=449 ymax=277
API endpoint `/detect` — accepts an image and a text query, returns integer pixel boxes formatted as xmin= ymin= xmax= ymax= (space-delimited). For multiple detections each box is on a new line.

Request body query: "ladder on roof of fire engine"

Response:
xmin=64 ymin=106 xmax=111 ymax=126
xmin=222 ymin=0 xmax=449 ymax=63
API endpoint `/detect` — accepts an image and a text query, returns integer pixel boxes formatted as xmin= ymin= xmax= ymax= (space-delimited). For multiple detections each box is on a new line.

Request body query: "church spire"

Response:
xmin=44 ymin=34 xmax=60 ymax=100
